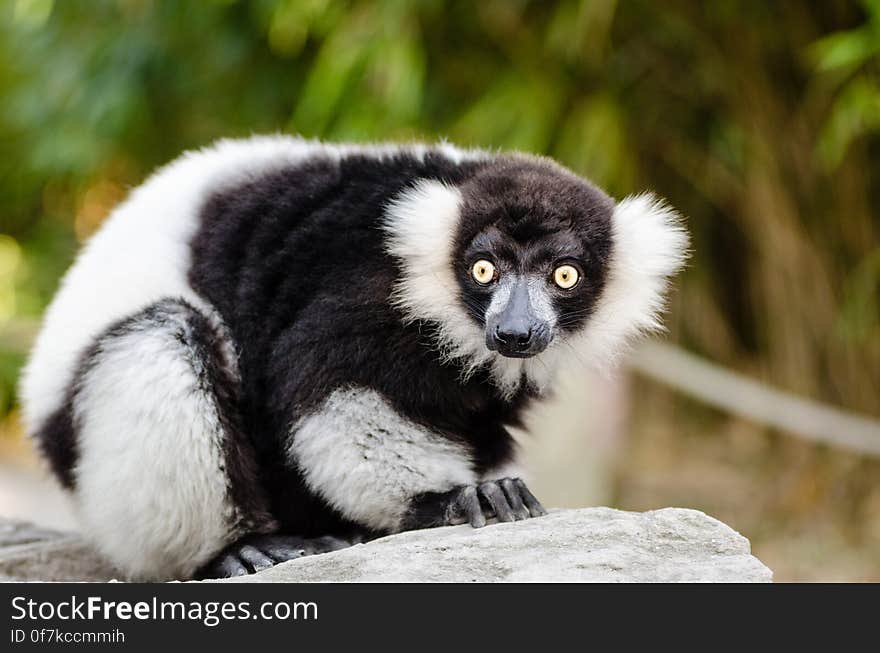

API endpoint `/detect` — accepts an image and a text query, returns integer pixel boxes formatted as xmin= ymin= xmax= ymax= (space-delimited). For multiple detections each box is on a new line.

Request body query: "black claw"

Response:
xmin=260 ymin=542 xmax=306 ymax=563
xmin=515 ymin=478 xmax=547 ymax=517
xmin=501 ymin=478 xmax=530 ymax=520
xmin=212 ymin=555 xmax=249 ymax=578
xmin=479 ymin=481 xmax=515 ymax=522
xmin=238 ymin=545 xmax=275 ymax=572
xmin=459 ymin=485 xmax=486 ymax=528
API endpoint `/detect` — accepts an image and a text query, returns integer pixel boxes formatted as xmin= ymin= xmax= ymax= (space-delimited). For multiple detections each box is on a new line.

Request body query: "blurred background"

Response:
xmin=0 ymin=0 xmax=878 ymax=580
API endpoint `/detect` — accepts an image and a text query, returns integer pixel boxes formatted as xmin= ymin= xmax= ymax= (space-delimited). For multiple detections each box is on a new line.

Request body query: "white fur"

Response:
xmin=72 ymin=322 xmax=237 ymax=580
xmin=565 ymin=193 xmax=689 ymax=370
xmin=289 ymin=388 xmax=477 ymax=532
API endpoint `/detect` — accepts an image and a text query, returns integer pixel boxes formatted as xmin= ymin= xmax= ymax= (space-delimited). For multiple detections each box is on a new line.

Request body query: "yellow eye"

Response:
xmin=471 ymin=259 xmax=496 ymax=285
xmin=553 ymin=265 xmax=580 ymax=289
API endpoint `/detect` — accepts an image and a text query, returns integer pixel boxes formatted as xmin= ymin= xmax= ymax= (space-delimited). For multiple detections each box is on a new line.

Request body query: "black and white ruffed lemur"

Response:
xmin=20 ymin=137 xmax=688 ymax=580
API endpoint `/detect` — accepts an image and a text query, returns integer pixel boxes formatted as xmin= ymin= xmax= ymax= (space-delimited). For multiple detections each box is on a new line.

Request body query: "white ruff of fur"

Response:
xmin=564 ymin=193 xmax=690 ymax=372
xmin=289 ymin=388 xmax=476 ymax=532
xmin=382 ymin=185 xmax=688 ymax=397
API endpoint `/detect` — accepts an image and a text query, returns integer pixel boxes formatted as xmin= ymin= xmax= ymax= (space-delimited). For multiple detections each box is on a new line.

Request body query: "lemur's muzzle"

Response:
xmin=485 ymin=278 xmax=552 ymax=358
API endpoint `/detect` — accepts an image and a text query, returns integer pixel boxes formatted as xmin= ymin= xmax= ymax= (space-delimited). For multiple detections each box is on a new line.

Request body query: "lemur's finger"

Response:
xmin=500 ymin=478 xmax=530 ymax=520
xmin=479 ymin=482 xmax=515 ymax=522
xmin=514 ymin=478 xmax=547 ymax=517
xmin=213 ymin=555 xmax=250 ymax=578
xmin=459 ymin=485 xmax=485 ymax=528
xmin=260 ymin=542 xmax=307 ymax=563
xmin=238 ymin=545 xmax=275 ymax=572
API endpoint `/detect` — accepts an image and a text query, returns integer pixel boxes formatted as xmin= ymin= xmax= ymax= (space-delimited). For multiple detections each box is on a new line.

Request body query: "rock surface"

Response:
xmin=0 ymin=508 xmax=772 ymax=583
xmin=0 ymin=520 xmax=118 ymax=582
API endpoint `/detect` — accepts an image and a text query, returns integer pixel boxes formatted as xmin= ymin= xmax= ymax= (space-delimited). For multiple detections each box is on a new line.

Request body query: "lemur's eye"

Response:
xmin=471 ymin=260 xmax=496 ymax=285
xmin=553 ymin=265 xmax=580 ymax=289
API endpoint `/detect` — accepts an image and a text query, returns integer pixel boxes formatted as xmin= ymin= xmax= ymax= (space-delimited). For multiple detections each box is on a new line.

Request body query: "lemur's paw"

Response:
xmin=447 ymin=477 xmax=547 ymax=528
xmin=197 ymin=534 xmax=350 ymax=579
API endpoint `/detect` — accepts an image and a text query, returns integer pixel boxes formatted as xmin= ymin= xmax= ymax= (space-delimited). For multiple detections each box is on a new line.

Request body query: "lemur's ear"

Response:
xmin=570 ymin=193 xmax=689 ymax=371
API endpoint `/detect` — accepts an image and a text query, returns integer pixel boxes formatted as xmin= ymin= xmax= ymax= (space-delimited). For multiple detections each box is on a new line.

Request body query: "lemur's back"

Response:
xmin=186 ymin=147 xmax=482 ymax=427
xmin=21 ymin=137 xmax=483 ymax=441
xmin=20 ymin=137 xmax=322 ymax=438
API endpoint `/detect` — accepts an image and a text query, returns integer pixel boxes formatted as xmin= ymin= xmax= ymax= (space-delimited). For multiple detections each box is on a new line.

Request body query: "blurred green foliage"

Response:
xmin=0 ymin=0 xmax=878 ymax=423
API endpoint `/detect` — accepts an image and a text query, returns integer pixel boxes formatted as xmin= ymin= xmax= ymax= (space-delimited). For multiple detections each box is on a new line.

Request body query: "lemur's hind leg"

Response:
xmin=48 ymin=298 xmax=278 ymax=580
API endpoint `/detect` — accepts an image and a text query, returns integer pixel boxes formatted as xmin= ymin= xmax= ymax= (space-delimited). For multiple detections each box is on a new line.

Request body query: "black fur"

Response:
xmin=186 ymin=149 xmax=616 ymax=541
xmin=455 ymin=158 xmax=614 ymax=334
xmin=35 ymin=398 xmax=78 ymax=489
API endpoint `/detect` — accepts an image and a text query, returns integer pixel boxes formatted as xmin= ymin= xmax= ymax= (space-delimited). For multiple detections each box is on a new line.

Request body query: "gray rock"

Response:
xmin=0 ymin=520 xmax=119 ymax=582
xmin=0 ymin=508 xmax=772 ymax=583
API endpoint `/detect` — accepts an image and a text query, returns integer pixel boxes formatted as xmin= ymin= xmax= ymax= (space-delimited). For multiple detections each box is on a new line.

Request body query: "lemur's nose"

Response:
xmin=486 ymin=277 xmax=552 ymax=358
xmin=495 ymin=324 xmax=532 ymax=348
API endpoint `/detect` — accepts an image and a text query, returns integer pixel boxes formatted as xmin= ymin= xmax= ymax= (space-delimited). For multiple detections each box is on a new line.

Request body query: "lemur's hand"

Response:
xmin=404 ymin=478 xmax=547 ymax=530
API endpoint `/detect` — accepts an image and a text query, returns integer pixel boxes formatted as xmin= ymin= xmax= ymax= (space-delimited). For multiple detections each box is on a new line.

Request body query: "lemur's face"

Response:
xmin=384 ymin=150 xmax=686 ymax=395
xmin=454 ymin=161 xmax=614 ymax=359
